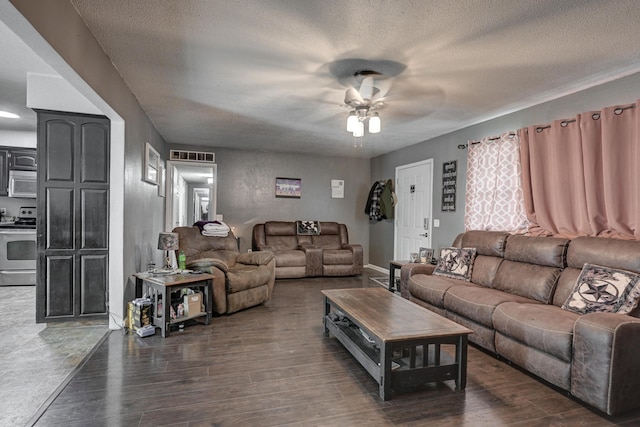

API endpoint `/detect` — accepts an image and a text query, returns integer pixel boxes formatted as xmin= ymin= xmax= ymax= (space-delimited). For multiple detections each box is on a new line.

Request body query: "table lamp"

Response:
xmin=157 ymin=232 xmax=179 ymax=269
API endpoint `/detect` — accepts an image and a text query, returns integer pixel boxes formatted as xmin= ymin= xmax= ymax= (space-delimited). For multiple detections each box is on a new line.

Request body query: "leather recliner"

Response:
xmin=173 ymin=226 xmax=275 ymax=314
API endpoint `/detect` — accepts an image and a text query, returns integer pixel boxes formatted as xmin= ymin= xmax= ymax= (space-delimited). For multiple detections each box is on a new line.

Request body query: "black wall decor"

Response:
xmin=441 ymin=160 xmax=457 ymax=212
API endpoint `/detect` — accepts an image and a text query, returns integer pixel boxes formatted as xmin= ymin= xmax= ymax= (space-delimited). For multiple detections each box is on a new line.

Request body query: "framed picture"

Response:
xmin=331 ymin=179 xmax=344 ymax=198
xmin=441 ymin=160 xmax=457 ymax=212
xmin=418 ymin=247 xmax=434 ymax=263
xmin=158 ymin=164 xmax=166 ymax=197
xmin=144 ymin=142 xmax=160 ymax=185
xmin=275 ymin=177 xmax=301 ymax=198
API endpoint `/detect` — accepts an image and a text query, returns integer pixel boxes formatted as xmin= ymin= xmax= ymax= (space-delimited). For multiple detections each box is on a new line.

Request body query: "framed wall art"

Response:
xmin=275 ymin=177 xmax=301 ymax=198
xmin=158 ymin=164 xmax=166 ymax=197
xmin=144 ymin=142 xmax=160 ymax=185
xmin=441 ymin=160 xmax=457 ymax=211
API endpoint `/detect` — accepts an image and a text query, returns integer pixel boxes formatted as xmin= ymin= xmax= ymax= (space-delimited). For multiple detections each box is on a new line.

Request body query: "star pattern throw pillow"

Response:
xmin=562 ymin=263 xmax=640 ymax=315
xmin=433 ymin=247 xmax=477 ymax=281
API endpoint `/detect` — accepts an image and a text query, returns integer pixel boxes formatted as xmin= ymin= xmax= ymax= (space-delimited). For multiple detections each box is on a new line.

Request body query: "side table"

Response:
xmin=133 ymin=272 xmax=214 ymax=337
xmin=388 ymin=260 xmax=409 ymax=293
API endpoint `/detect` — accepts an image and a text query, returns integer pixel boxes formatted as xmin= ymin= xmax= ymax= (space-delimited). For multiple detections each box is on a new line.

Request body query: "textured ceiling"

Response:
xmin=9 ymin=1 xmax=640 ymax=158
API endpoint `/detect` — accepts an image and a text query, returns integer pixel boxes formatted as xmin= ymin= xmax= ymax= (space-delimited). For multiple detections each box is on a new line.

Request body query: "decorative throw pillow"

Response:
xmin=433 ymin=247 xmax=477 ymax=281
xmin=562 ymin=263 xmax=640 ymax=315
xmin=296 ymin=220 xmax=320 ymax=235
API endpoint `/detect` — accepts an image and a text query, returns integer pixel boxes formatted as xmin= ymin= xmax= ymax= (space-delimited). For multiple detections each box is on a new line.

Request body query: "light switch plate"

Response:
xmin=433 ymin=219 xmax=440 ymax=228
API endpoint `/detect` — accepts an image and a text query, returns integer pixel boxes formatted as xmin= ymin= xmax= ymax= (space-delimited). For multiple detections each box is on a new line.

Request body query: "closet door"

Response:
xmin=36 ymin=110 xmax=110 ymax=323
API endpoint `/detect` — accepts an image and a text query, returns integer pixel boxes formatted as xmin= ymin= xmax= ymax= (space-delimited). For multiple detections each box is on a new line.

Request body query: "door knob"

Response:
xmin=419 ymin=232 xmax=428 ymax=237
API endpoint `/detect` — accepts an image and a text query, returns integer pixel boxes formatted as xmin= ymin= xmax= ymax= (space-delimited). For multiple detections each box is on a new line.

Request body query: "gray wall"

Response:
xmin=169 ymin=145 xmax=372 ymax=261
xmin=370 ymin=70 xmax=640 ymax=268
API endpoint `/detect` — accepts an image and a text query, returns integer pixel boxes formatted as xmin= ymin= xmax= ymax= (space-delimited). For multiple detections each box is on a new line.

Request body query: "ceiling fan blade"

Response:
xmin=344 ymin=86 xmax=364 ymax=106
xmin=374 ymin=78 xmax=392 ymax=98
xmin=359 ymin=76 xmax=374 ymax=102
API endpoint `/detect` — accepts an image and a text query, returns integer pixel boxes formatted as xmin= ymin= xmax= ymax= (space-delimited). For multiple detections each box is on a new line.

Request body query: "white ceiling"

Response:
xmin=0 ymin=20 xmax=57 ymax=132
xmin=4 ymin=1 xmax=640 ymax=159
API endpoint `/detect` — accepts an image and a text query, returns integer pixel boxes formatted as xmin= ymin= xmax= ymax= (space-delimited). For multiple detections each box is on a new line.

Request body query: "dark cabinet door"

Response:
xmin=36 ymin=110 xmax=110 ymax=323
xmin=9 ymin=149 xmax=37 ymax=170
xmin=0 ymin=150 xmax=7 ymax=196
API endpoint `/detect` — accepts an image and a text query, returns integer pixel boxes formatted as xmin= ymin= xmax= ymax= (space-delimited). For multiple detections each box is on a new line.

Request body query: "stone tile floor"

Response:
xmin=0 ymin=286 xmax=109 ymax=426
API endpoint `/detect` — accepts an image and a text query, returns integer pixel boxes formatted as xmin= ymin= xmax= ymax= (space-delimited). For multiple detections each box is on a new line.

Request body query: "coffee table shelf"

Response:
xmin=325 ymin=318 xmax=381 ymax=380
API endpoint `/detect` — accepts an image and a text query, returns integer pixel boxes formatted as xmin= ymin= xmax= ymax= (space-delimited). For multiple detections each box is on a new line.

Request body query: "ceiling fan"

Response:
xmin=323 ymin=59 xmax=442 ymax=141
xmin=343 ymin=70 xmax=392 ymax=111
xmin=343 ymin=71 xmax=393 ymax=137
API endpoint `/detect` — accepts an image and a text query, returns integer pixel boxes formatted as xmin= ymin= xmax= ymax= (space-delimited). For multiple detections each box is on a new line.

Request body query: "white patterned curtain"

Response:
xmin=464 ymin=132 xmax=529 ymax=232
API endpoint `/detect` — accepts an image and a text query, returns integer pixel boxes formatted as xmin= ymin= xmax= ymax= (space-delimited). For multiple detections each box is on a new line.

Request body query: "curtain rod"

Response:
xmin=535 ymin=104 xmax=636 ymax=132
xmin=459 ymin=132 xmax=516 ymax=149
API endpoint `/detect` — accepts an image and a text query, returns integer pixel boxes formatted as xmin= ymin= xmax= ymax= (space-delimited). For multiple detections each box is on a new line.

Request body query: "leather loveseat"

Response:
xmin=173 ymin=226 xmax=276 ymax=314
xmin=401 ymin=230 xmax=640 ymax=416
xmin=252 ymin=221 xmax=363 ymax=279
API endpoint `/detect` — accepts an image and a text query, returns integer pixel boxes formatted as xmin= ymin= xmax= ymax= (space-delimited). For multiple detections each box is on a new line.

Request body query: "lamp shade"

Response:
xmin=369 ymin=113 xmax=381 ymax=133
xmin=157 ymin=232 xmax=179 ymax=251
xmin=353 ymin=121 xmax=365 ymax=137
xmin=346 ymin=111 xmax=358 ymax=133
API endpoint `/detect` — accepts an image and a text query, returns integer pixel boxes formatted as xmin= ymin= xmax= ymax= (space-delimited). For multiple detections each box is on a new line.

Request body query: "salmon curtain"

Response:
xmin=519 ymin=101 xmax=640 ymax=239
xmin=464 ymin=132 xmax=529 ymax=232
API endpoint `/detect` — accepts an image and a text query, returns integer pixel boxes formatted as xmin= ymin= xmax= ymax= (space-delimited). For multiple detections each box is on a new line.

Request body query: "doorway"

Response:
xmin=394 ymin=159 xmax=434 ymax=260
xmin=165 ymin=161 xmax=217 ymax=231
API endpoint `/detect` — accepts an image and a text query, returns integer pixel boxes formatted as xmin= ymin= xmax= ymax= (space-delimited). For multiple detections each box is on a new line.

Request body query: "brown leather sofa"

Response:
xmin=173 ymin=226 xmax=276 ymax=314
xmin=401 ymin=230 xmax=640 ymax=416
xmin=252 ymin=221 xmax=363 ymax=279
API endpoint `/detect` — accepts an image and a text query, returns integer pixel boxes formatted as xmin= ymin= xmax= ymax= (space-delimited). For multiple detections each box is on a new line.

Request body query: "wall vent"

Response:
xmin=169 ymin=149 xmax=215 ymax=163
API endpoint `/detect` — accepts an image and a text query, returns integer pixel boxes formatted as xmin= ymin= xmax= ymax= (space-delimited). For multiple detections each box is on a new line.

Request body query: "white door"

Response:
xmin=394 ymin=159 xmax=433 ymax=260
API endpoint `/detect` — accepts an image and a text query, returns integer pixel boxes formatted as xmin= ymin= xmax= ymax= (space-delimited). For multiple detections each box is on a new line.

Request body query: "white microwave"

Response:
xmin=8 ymin=170 xmax=37 ymax=198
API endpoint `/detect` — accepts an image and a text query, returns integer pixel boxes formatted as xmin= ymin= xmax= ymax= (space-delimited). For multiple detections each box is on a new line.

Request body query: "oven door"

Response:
xmin=0 ymin=230 xmax=36 ymax=285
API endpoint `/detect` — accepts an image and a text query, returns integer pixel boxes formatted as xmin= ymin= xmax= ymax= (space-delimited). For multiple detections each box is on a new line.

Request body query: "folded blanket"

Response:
xmin=194 ymin=220 xmax=230 ymax=237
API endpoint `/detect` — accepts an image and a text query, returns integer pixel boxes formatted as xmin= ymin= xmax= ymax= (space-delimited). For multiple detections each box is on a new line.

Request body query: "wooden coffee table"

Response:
xmin=322 ymin=287 xmax=472 ymax=400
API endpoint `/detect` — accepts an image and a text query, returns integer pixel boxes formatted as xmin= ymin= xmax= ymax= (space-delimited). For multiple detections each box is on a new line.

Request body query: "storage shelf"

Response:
xmin=325 ymin=316 xmax=381 ymax=380
xmin=162 ymin=312 xmax=206 ymax=325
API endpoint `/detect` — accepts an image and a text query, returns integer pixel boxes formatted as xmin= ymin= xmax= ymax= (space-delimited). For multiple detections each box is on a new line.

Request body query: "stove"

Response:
xmin=14 ymin=206 xmax=36 ymax=227
xmin=0 ymin=206 xmax=36 ymax=229
xmin=0 ymin=206 xmax=36 ymax=285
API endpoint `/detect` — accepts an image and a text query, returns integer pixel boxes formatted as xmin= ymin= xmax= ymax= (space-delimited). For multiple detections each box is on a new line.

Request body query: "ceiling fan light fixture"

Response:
xmin=346 ymin=111 xmax=358 ymax=132
xmin=353 ymin=121 xmax=365 ymax=137
xmin=369 ymin=112 xmax=381 ymax=133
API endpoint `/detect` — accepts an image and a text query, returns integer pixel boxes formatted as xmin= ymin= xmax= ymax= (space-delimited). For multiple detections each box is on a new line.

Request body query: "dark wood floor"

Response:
xmin=34 ymin=270 xmax=640 ymax=426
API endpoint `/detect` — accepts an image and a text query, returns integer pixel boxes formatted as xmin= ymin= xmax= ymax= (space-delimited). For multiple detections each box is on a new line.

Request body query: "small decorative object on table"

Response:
xmin=418 ymin=247 xmax=434 ymax=264
xmin=178 ymin=250 xmax=186 ymax=270
xmin=158 ymin=232 xmax=179 ymax=269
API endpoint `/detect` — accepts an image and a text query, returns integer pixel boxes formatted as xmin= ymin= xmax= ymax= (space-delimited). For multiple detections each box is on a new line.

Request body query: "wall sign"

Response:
xmin=441 ymin=160 xmax=457 ymax=212
xmin=331 ymin=179 xmax=344 ymax=198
